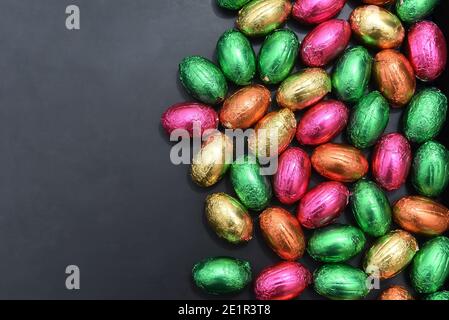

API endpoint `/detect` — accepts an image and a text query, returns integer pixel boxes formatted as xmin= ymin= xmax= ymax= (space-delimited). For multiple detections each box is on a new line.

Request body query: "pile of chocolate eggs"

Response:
xmin=161 ymin=0 xmax=449 ymax=300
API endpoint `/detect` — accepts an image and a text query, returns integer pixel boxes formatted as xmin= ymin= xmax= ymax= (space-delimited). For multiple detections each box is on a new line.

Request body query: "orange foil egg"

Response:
xmin=393 ymin=196 xmax=449 ymax=236
xmin=373 ymin=49 xmax=416 ymax=107
xmin=311 ymin=143 xmax=369 ymax=183
xmin=220 ymin=84 xmax=271 ymax=129
xmin=259 ymin=207 xmax=306 ymax=261
xmin=378 ymin=286 xmax=414 ymax=300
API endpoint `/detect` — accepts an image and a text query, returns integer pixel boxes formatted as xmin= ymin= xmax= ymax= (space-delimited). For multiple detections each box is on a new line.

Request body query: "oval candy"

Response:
xmin=425 ymin=291 xmax=449 ymax=301
xmin=362 ymin=0 xmax=395 ymax=4
xmin=292 ymin=0 xmax=346 ymax=25
xmin=378 ymin=286 xmax=414 ymax=300
xmin=396 ymin=0 xmax=440 ymax=24
xmin=217 ymin=0 xmax=251 ymax=10
xmin=179 ymin=56 xmax=228 ymax=105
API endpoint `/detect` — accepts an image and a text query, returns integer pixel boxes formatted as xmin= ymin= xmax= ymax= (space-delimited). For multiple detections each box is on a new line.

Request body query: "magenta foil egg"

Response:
xmin=292 ymin=0 xmax=346 ymax=25
xmin=273 ymin=147 xmax=311 ymax=205
xmin=254 ymin=261 xmax=312 ymax=300
xmin=300 ymin=19 xmax=351 ymax=67
xmin=297 ymin=181 xmax=350 ymax=229
xmin=372 ymin=133 xmax=412 ymax=191
xmin=406 ymin=21 xmax=447 ymax=82
xmin=296 ymin=100 xmax=349 ymax=145
xmin=161 ymin=102 xmax=219 ymax=137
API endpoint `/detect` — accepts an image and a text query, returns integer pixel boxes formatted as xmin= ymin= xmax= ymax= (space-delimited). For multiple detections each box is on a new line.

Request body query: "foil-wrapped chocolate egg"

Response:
xmin=351 ymin=179 xmax=392 ymax=237
xmin=407 ymin=21 xmax=447 ymax=82
xmin=393 ymin=196 xmax=449 ymax=236
xmin=396 ymin=0 xmax=440 ymax=24
xmin=254 ymin=261 xmax=312 ymax=300
xmin=192 ymin=256 xmax=252 ymax=295
xmin=373 ymin=49 xmax=415 ymax=107
xmin=259 ymin=207 xmax=306 ymax=260
xmin=300 ymin=19 xmax=351 ymax=67
xmin=179 ymin=56 xmax=228 ymax=105
xmin=161 ymin=102 xmax=219 ymax=137
xmin=292 ymin=0 xmax=346 ymax=25
xmin=362 ymin=0 xmax=395 ymax=4
xmin=297 ymin=181 xmax=350 ymax=229
xmin=217 ymin=29 xmax=256 ymax=86
xmin=236 ymin=0 xmax=292 ymax=37
xmin=425 ymin=291 xmax=449 ymax=300
xmin=296 ymin=100 xmax=349 ymax=146
xmin=276 ymin=68 xmax=332 ymax=111
xmin=403 ymin=88 xmax=447 ymax=144
xmin=411 ymin=236 xmax=449 ymax=294
xmin=311 ymin=143 xmax=369 ymax=183
xmin=191 ymin=132 xmax=233 ymax=187
xmin=220 ymin=84 xmax=271 ymax=129
xmin=364 ymin=230 xmax=418 ymax=280
xmin=205 ymin=193 xmax=253 ymax=244
xmin=258 ymin=29 xmax=299 ymax=85
xmin=314 ymin=264 xmax=370 ymax=300
xmin=378 ymin=286 xmax=414 ymax=300
xmin=248 ymin=108 xmax=297 ymax=158
xmin=350 ymin=5 xmax=405 ymax=49
xmin=273 ymin=147 xmax=311 ymax=205
xmin=372 ymin=133 xmax=412 ymax=191
xmin=217 ymin=0 xmax=251 ymax=10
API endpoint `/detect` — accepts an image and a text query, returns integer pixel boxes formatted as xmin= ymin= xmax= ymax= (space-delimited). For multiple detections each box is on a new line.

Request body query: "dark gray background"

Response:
xmin=0 ymin=0 xmax=447 ymax=299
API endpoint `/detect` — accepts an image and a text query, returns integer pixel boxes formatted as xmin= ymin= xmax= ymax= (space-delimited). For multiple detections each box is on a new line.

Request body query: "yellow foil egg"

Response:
xmin=191 ymin=132 xmax=233 ymax=187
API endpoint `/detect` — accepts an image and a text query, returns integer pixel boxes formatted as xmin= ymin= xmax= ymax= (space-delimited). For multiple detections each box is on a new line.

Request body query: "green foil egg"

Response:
xmin=314 ymin=264 xmax=370 ymax=300
xmin=347 ymin=91 xmax=390 ymax=149
xmin=332 ymin=46 xmax=372 ymax=103
xmin=258 ymin=29 xmax=299 ymax=85
xmin=179 ymin=56 xmax=228 ymax=105
xmin=411 ymin=236 xmax=449 ymax=294
xmin=217 ymin=29 xmax=256 ymax=86
xmin=192 ymin=256 xmax=252 ymax=295
xmin=351 ymin=180 xmax=392 ymax=237
xmin=403 ymin=88 xmax=448 ymax=144
xmin=412 ymin=141 xmax=449 ymax=197
xmin=307 ymin=225 xmax=366 ymax=263
xmin=230 ymin=155 xmax=272 ymax=211
xmin=217 ymin=0 xmax=251 ymax=10
xmin=396 ymin=0 xmax=440 ymax=24
xmin=425 ymin=291 xmax=449 ymax=300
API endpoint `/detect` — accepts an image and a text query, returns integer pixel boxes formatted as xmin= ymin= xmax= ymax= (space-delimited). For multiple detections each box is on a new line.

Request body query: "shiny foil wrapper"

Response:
xmin=258 ymin=29 xmax=299 ymax=85
xmin=297 ymin=181 xmax=349 ymax=229
xmin=393 ymin=196 xmax=449 ymax=236
xmin=396 ymin=0 xmax=440 ymax=24
xmin=276 ymin=68 xmax=332 ymax=111
xmin=191 ymin=132 xmax=233 ymax=187
xmin=205 ymin=193 xmax=253 ymax=244
xmin=372 ymin=133 xmax=411 ymax=191
xmin=292 ymin=0 xmax=346 ymax=25
xmin=259 ymin=207 xmax=306 ymax=261
xmin=161 ymin=102 xmax=218 ymax=137
xmin=364 ymin=230 xmax=418 ymax=280
xmin=425 ymin=291 xmax=449 ymax=300
xmin=217 ymin=29 xmax=256 ymax=85
xmin=407 ymin=21 xmax=447 ymax=82
xmin=192 ymin=256 xmax=252 ymax=295
xmin=273 ymin=147 xmax=311 ymax=205
xmin=378 ymin=286 xmax=414 ymax=300
xmin=179 ymin=56 xmax=228 ymax=105
xmin=373 ymin=49 xmax=415 ymax=107
xmin=248 ymin=108 xmax=297 ymax=158
xmin=297 ymin=100 xmax=349 ymax=146
xmin=254 ymin=261 xmax=312 ymax=300
xmin=301 ymin=19 xmax=351 ymax=67
xmin=411 ymin=236 xmax=449 ymax=294
xmin=217 ymin=0 xmax=251 ymax=10
xmin=350 ymin=5 xmax=405 ymax=49
xmin=236 ymin=0 xmax=292 ymax=37
xmin=362 ymin=0 xmax=394 ymax=5
xmin=311 ymin=143 xmax=369 ymax=183
xmin=220 ymin=84 xmax=271 ymax=129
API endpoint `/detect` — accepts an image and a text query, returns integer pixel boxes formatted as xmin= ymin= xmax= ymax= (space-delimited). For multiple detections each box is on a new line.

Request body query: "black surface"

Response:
xmin=0 ymin=0 xmax=447 ymax=300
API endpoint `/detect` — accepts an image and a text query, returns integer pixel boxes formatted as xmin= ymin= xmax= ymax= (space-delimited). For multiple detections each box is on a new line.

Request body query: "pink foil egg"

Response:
xmin=296 ymin=99 xmax=349 ymax=145
xmin=292 ymin=0 xmax=346 ymax=25
xmin=297 ymin=181 xmax=350 ymax=229
xmin=254 ymin=261 xmax=312 ymax=300
xmin=300 ymin=19 xmax=351 ymax=67
xmin=161 ymin=102 xmax=219 ymax=137
xmin=273 ymin=147 xmax=311 ymax=205
xmin=406 ymin=21 xmax=447 ymax=82
xmin=372 ymin=133 xmax=412 ymax=191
